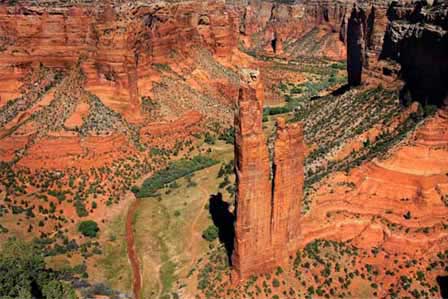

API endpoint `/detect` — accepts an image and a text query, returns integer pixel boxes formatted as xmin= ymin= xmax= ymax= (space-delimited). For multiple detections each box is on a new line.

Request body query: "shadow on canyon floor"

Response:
xmin=209 ymin=193 xmax=235 ymax=261
xmin=310 ymin=84 xmax=350 ymax=102
xmin=331 ymin=84 xmax=351 ymax=96
xmin=437 ymin=276 xmax=448 ymax=299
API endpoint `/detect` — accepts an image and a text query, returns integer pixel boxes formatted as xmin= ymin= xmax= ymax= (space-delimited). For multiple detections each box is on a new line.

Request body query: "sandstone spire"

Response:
xmin=231 ymin=70 xmax=305 ymax=283
xmin=271 ymin=118 xmax=304 ymax=265
xmin=231 ymin=69 xmax=274 ymax=283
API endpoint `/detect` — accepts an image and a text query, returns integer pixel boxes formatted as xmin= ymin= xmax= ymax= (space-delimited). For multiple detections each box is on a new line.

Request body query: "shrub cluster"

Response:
xmin=134 ymin=155 xmax=217 ymax=198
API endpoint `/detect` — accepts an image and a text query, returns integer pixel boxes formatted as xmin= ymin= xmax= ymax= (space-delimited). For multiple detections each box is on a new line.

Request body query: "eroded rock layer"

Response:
xmin=232 ymin=70 xmax=305 ymax=282
xmin=232 ymin=70 xmax=274 ymax=282
xmin=272 ymin=118 xmax=304 ymax=265
xmin=0 ymin=1 xmax=239 ymax=122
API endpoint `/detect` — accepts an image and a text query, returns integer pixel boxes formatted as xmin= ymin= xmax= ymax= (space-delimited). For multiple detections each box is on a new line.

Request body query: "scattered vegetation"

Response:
xmin=135 ymin=155 xmax=217 ymax=198
xmin=0 ymin=238 xmax=77 ymax=299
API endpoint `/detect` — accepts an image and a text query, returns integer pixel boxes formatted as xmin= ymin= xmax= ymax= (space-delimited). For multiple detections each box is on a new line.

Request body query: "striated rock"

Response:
xmin=231 ymin=69 xmax=274 ymax=283
xmin=235 ymin=0 xmax=348 ymax=60
xmin=232 ymin=70 xmax=305 ymax=283
xmin=271 ymin=117 xmax=304 ymax=265
xmin=0 ymin=0 xmax=239 ymax=122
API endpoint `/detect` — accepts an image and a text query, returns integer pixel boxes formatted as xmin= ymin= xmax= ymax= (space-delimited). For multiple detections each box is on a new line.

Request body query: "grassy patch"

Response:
xmin=135 ymin=155 xmax=218 ymax=198
xmin=97 ymin=213 xmax=132 ymax=294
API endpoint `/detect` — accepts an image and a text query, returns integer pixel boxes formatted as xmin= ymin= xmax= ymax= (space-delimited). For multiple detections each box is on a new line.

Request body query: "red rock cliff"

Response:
xmin=272 ymin=117 xmax=304 ymax=265
xmin=232 ymin=69 xmax=274 ymax=282
xmin=232 ymin=70 xmax=305 ymax=283
xmin=235 ymin=0 xmax=348 ymax=60
xmin=0 ymin=1 xmax=239 ymax=122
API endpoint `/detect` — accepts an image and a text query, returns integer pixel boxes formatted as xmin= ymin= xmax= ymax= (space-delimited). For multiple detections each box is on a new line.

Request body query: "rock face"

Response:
xmin=271 ymin=118 xmax=304 ymax=265
xmin=236 ymin=0 xmax=348 ymax=60
xmin=381 ymin=0 xmax=448 ymax=106
xmin=0 ymin=1 xmax=239 ymax=122
xmin=345 ymin=1 xmax=390 ymax=86
xmin=232 ymin=69 xmax=304 ymax=283
xmin=232 ymin=69 xmax=274 ymax=282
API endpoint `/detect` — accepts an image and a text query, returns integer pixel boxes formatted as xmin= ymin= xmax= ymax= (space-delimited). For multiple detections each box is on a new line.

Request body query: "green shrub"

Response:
xmin=202 ymin=225 xmax=219 ymax=242
xmin=0 ymin=239 xmax=77 ymax=299
xmin=263 ymin=106 xmax=290 ymax=117
xmin=131 ymin=185 xmax=140 ymax=194
xmin=291 ymin=86 xmax=303 ymax=94
xmin=78 ymin=220 xmax=99 ymax=238
xmin=136 ymin=155 xmax=217 ymax=198
xmin=75 ymin=200 xmax=88 ymax=217
xmin=218 ymin=127 xmax=235 ymax=144
xmin=204 ymin=132 xmax=216 ymax=145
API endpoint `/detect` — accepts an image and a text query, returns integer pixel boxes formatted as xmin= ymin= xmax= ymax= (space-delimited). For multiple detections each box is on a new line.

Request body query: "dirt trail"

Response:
xmin=126 ymin=197 xmax=141 ymax=299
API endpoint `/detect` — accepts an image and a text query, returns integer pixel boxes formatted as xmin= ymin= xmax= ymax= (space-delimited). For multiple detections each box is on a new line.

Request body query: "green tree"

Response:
xmin=202 ymin=225 xmax=219 ymax=242
xmin=0 ymin=239 xmax=77 ymax=299
xmin=42 ymin=280 xmax=77 ymax=299
xmin=204 ymin=132 xmax=216 ymax=145
xmin=78 ymin=220 xmax=99 ymax=237
xmin=0 ymin=239 xmax=45 ymax=298
xmin=131 ymin=185 xmax=140 ymax=195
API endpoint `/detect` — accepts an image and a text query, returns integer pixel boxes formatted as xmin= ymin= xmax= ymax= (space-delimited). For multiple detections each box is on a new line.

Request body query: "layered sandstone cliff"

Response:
xmin=236 ymin=0 xmax=348 ymax=60
xmin=232 ymin=69 xmax=304 ymax=282
xmin=0 ymin=1 xmax=239 ymax=122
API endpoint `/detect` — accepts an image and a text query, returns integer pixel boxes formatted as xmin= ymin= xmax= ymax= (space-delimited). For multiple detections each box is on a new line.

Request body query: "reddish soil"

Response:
xmin=126 ymin=198 xmax=141 ymax=299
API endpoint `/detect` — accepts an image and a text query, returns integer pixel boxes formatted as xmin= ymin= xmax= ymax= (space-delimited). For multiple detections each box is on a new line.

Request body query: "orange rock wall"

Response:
xmin=0 ymin=1 xmax=239 ymax=122
xmin=232 ymin=78 xmax=274 ymax=282
xmin=232 ymin=72 xmax=305 ymax=282
xmin=236 ymin=0 xmax=348 ymax=59
xmin=272 ymin=118 xmax=304 ymax=265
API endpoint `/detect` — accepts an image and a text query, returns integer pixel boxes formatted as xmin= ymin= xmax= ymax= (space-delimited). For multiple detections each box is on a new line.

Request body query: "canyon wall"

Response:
xmin=232 ymin=69 xmax=304 ymax=282
xmin=236 ymin=0 xmax=348 ymax=60
xmin=0 ymin=0 xmax=397 ymax=121
xmin=345 ymin=2 xmax=389 ymax=86
xmin=346 ymin=4 xmax=367 ymax=86
xmin=381 ymin=0 xmax=448 ymax=106
xmin=0 ymin=1 xmax=239 ymax=122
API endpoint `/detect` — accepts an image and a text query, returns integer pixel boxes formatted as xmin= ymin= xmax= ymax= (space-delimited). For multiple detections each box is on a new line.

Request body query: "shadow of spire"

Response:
xmin=208 ymin=193 xmax=235 ymax=261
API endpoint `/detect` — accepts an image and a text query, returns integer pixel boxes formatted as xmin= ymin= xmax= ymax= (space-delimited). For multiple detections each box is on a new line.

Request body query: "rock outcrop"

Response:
xmin=271 ymin=118 xmax=304 ymax=266
xmin=345 ymin=2 xmax=390 ymax=86
xmin=232 ymin=69 xmax=274 ymax=282
xmin=381 ymin=0 xmax=448 ymax=106
xmin=232 ymin=69 xmax=304 ymax=283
